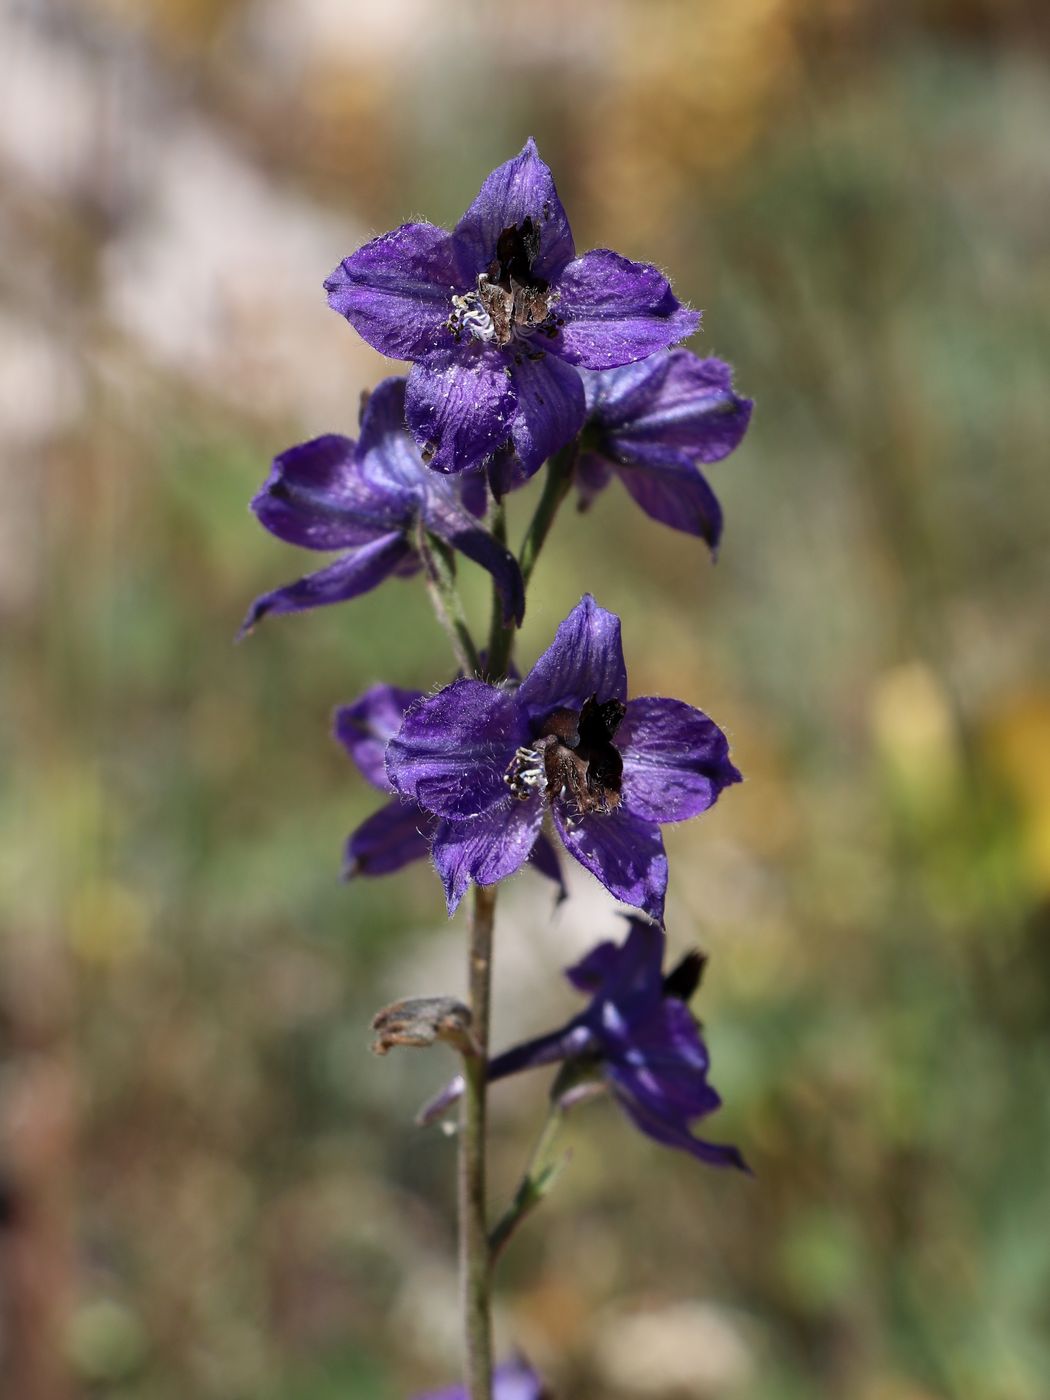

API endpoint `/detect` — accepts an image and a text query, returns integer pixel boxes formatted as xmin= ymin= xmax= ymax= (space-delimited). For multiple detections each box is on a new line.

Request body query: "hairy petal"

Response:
xmin=615 ymin=457 xmax=724 ymax=550
xmin=252 ymin=435 xmax=406 ymax=549
xmin=453 ymin=137 xmax=575 ymax=283
xmin=431 ymin=796 xmax=544 ymax=915
xmin=518 ymin=594 xmax=627 ymax=720
xmin=333 ymin=684 xmax=423 ymax=790
xmin=610 ymin=353 xmax=754 ymax=466
xmin=553 ymin=805 xmax=668 ymax=924
xmin=385 ymin=679 xmax=528 ymax=820
xmin=237 ymin=531 xmax=412 ymax=636
xmin=619 ymin=696 xmax=742 ymax=824
xmin=508 ymin=353 xmax=586 ymax=477
xmin=555 ymin=250 xmax=700 ymax=369
xmin=343 ymin=799 xmax=432 ymax=878
xmin=325 ymin=222 xmax=462 ymax=360
xmin=406 ymin=353 xmax=517 ymax=475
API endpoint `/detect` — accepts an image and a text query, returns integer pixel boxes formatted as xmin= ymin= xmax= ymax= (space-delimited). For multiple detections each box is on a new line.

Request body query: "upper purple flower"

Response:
xmin=239 ymin=377 xmax=522 ymax=635
xmin=385 ymin=595 xmax=740 ymax=922
xmin=421 ymin=918 xmax=746 ymax=1173
xmin=576 ymin=352 xmax=753 ymax=553
xmin=325 ymin=139 xmax=700 ymax=477
xmin=413 ymin=1357 xmax=547 ymax=1400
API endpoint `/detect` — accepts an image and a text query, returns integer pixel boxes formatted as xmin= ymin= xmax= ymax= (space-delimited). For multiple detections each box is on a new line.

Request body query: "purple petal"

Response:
xmin=406 ymin=353 xmax=517 ymax=475
xmin=385 ymin=679 xmax=528 ymax=820
xmin=422 ymin=492 xmax=525 ymax=627
xmin=568 ymin=918 xmax=665 ymax=1003
xmin=251 ymin=435 xmax=406 ymax=550
xmin=333 ymin=684 xmax=424 ymax=790
xmin=607 ymin=353 xmax=754 ymax=466
xmin=237 ymin=531 xmax=412 ymax=636
xmin=459 ymin=467 xmax=490 ymax=518
xmin=324 ymin=221 xmax=463 ymax=360
xmin=517 ymin=594 xmax=627 ymax=720
xmin=343 ymin=799 xmax=432 ymax=878
xmin=574 ymin=449 xmax=614 ymax=510
xmin=610 ymin=1082 xmax=749 ymax=1172
xmin=413 ymin=1356 xmax=549 ymax=1400
xmin=508 ymin=353 xmax=586 ymax=476
xmin=605 ymin=998 xmax=719 ymax=1120
xmin=616 ymin=457 xmax=724 ymax=549
xmin=453 ymin=137 xmax=575 ymax=283
xmin=618 ymin=697 xmax=742 ymax=824
xmin=356 ymin=376 xmax=430 ymax=501
xmin=553 ymin=805 xmax=668 ymax=924
xmin=431 ymin=796 xmax=544 ymax=914
xmin=529 ymin=831 xmax=567 ymax=903
xmin=488 ymin=446 xmax=536 ymax=499
xmin=555 ymin=250 xmax=700 ymax=369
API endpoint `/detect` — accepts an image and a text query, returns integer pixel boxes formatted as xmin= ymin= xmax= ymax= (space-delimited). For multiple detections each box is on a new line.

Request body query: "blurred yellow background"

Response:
xmin=3 ymin=2 xmax=1049 ymax=1398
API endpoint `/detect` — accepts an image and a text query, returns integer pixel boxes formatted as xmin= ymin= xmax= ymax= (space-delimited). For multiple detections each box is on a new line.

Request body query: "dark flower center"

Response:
xmin=448 ymin=218 xmax=562 ymax=349
xmin=505 ymin=694 xmax=626 ymax=817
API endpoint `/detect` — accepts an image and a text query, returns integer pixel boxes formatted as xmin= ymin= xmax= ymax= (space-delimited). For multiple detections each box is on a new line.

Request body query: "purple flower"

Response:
xmin=576 ymin=352 xmax=753 ymax=553
xmin=239 ymin=377 xmax=522 ymax=635
xmin=413 ymin=1357 xmax=548 ymax=1400
xmin=385 ymin=595 xmax=740 ymax=921
xmin=325 ymin=139 xmax=699 ymax=477
xmin=422 ymin=918 xmax=746 ymax=1172
xmin=335 ymin=682 xmax=565 ymax=899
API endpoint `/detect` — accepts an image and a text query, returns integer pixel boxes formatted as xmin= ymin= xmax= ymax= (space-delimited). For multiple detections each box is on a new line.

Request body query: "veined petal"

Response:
xmin=453 ymin=137 xmax=575 ymax=283
xmin=555 ymin=250 xmax=700 ymax=369
xmin=422 ymin=493 xmax=525 ymax=626
xmin=385 ymin=679 xmax=528 ymax=820
xmin=356 ymin=376 xmax=430 ymax=501
xmin=517 ymin=594 xmax=627 ymax=720
xmin=615 ymin=457 xmax=724 ymax=550
xmin=619 ymin=696 xmax=741 ymax=824
xmin=553 ymin=805 xmax=668 ymax=924
xmin=237 ymin=531 xmax=412 ymax=636
xmin=325 ymin=222 xmax=462 ymax=360
xmin=252 ymin=435 xmax=406 ymax=549
xmin=609 ymin=353 xmax=754 ymax=466
xmin=432 ymin=795 xmax=544 ymax=914
xmin=508 ymin=353 xmax=586 ymax=477
xmin=333 ymin=684 xmax=424 ymax=790
xmin=406 ymin=353 xmax=517 ymax=475
xmin=343 ymin=799 xmax=432 ymax=878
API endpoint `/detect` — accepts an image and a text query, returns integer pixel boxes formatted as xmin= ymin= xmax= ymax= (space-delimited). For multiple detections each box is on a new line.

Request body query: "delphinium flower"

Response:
xmin=239 ymin=377 xmax=523 ymax=635
xmin=385 ymin=594 xmax=740 ymax=921
xmin=325 ymin=139 xmax=699 ymax=476
xmin=422 ymin=917 xmax=746 ymax=1172
xmin=336 ymin=682 xmax=565 ymax=896
xmin=413 ymin=1357 xmax=548 ymax=1400
xmin=575 ymin=351 xmax=753 ymax=553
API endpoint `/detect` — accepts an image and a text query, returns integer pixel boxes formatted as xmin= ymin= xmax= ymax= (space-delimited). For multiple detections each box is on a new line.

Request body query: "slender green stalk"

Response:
xmin=416 ymin=522 xmax=482 ymax=676
xmin=518 ymin=442 xmax=577 ymax=591
xmin=460 ymin=883 xmax=497 ymax=1400
xmin=488 ymin=1104 xmax=566 ymax=1265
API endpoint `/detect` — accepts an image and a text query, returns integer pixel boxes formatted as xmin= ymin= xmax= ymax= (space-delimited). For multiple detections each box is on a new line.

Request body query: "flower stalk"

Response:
xmin=417 ymin=523 xmax=483 ymax=677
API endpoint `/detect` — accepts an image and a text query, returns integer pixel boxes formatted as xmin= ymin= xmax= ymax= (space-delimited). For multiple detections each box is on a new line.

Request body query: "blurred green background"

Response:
xmin=3 ymin=2 xmax=1050 ymax=1397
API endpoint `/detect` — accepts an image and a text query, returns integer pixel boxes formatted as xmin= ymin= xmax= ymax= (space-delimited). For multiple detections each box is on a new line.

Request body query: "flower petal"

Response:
xmin=609 ymin=1080 xmax=749 ymax=1171
xmin=385 ymin=679 xmax=528 ymax=820
xmin=555 ymin=250 xmax=700 ymax=369
xmin=406 ymin=353 xmax=517 ymax=475
xmin=251 ymin=435 xmax=405 ymax=549
xmin=517 ymin=594 xmax=627 ymax=720
xmin=237 ymin=531 xmax=412 ymax=636
xmin=343 ymin=799 xmax=432 ymax=877
xmin=431 ymin=795 xmax=544 ymax=914
xmin=453 ymin=137 xmax=575 ymax=283
xmin=333 ymin=684 xmax=424 ymax=790
xmin=618 ymin=697 xmax=741 ymax=824
xmin=422 ymin=492 xmax=525 ymax=627
xmin=529 ymin=831 xmax=567 ymax=904
xmin=574 ymin=449 xmax=614 ymax=510
xmin=608 ymin=353 xmax=754 ymax=466
xmin=414 ymin=1356 xmax=549 ymax=1400
xmin=615 ymin=457 xmax=724 ymax=550
xmin=356 ymin=376 xmax=429 ymax=501
xmin=552 ymin=805 xmax=668 ymax=923
xmin=567 ymin=917 xmax=664 ymax=1002
xmin=508 ymin=352 xmax=586 ymax=477
xmin=325 ymin=221 xmax=462 ymax=360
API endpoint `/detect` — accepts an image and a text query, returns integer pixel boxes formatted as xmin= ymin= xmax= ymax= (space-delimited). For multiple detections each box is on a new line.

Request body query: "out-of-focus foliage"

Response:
xmin=2 ymin=2 xmax=1049 ymax=1398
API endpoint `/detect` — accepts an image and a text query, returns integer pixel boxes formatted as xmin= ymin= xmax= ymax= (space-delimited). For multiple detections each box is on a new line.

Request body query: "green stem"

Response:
xmin=416 ymin=522 xmax=482 ymax=676
xmin=518 ymin=442 xmax=577 ymax=592
xmin=460 ymin=884 xmax=497 ymax=1400
xmin=488 ymin=1104 xmax=566 ymax=1265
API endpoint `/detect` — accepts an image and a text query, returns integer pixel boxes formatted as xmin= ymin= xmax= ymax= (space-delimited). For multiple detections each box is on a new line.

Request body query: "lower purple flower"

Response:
xmin=384 ymin=595 xmax=740 ymax=921
xmin=413 ymin=1357 xmax=548 ymax=1400
xmin=421 ymin=918 xmax=747 ymax=1173
xmin=335 ymin=682 xmax=565 ymax=900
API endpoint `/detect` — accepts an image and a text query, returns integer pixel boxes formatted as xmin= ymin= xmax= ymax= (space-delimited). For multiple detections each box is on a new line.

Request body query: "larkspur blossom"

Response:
xmin=336 ymin=682 xmax=565 ymax=896
xmin=576 ymin=351 xmax=753 ymax=552
xmin=325 ymin=139 xmax=699 ymax=476
xmin=239 ymin=377 xmax=522 ymax=636
xmin=413 ymin=1357 xmax=547 ymax=1400
xmin=422 ymin=918 xmax=746 ymax=1172
xmin=384 ymin=595 xmax=740 ymax=921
